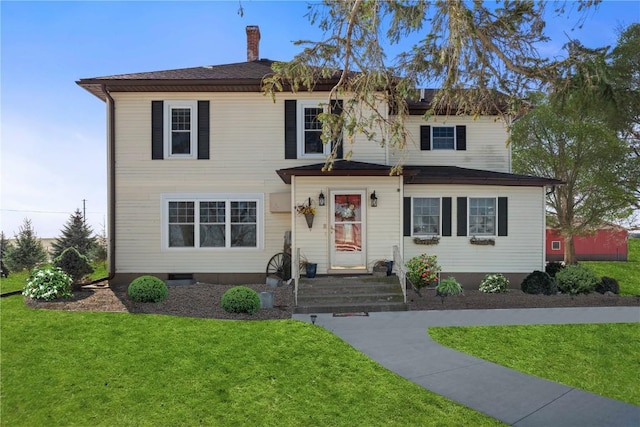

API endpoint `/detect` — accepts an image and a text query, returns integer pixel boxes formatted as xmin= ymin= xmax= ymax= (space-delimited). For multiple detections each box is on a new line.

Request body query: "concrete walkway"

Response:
xmin=293 ymin=307 xmax=640 ymax=426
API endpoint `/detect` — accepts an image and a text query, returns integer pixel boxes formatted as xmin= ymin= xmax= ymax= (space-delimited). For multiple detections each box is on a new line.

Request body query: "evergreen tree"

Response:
xmin=262 ymin=0 xmax=600 ymax=169
xmin=0 ymin=231 xmax=13 ymax=276
xmin=51 ymin=209 xmax=96 ymax=260
xmin=4 ymin=219 xmax=48 ymax=272
xmin=0 ymin=231 xmax=11 ymax=260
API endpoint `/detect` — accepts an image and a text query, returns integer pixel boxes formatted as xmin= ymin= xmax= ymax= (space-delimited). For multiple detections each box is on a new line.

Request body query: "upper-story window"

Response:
xmin=284 ymin=99 xmax=343 ymax=160
xmin=152 ymin=100 xmax=209 ymax=160
xmin=298 ymin=101 xmax=329 ymax=158
xmin=432 ymin=127 xmax=455 ymax=149
xmin=165 ymin=101 xmax=197 ymax=158
xmin=420 ymin=125 xmax=466 ymax=151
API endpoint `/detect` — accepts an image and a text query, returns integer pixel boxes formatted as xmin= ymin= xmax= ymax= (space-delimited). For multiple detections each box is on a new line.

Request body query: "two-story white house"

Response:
xmin=77 ymin=26 xmax=560 ymax=291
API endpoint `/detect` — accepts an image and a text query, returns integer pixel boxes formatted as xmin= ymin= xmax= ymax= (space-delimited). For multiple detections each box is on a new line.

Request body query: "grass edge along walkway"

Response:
xmin=1 ymin=296 xmax=504 ymax=427
xmin=429 ymin=323 xmax=640 ymax=406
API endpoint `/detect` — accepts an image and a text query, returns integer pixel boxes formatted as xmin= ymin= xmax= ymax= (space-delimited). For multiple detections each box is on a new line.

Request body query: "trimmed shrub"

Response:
xmin=436 ymin=277 xmax=464 ymax=297
xmin=406 ymin=253 xmax=441 ymax=288
xmin=53 ymin=247 xmax=94 ymax=284
xmin=545 ymin=261 xmax=565 ymax=278
xmin=128 ymin=276 xmax=168 ymax=303
xmin=479 ymin=273 xmax=510 ymax=293
xmin=221 ymin=286 xmax=261 ymax=314
xmin=596 ymin=276 xmax=620 ymax=294
xmin=556 ymin=264 xmax=599 ymax=295
xmin=521 ymin=270 xmax=557 ymax=295
xmin=23 ymin=267 xmax=72 ymax=301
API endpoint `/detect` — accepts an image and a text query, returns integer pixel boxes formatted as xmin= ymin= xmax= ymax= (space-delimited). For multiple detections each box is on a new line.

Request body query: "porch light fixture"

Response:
xmin=318 ymin=191 xmax=325 ymax=206
xmin=370 ymin=191 xmax=378 ymax=207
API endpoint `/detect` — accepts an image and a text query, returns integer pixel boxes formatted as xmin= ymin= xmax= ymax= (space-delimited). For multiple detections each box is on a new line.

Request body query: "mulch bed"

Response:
xmin=23 ymin=282 xmax=640 ymax=320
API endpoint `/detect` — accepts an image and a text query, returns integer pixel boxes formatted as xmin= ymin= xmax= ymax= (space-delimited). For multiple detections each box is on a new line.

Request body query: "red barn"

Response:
xmin=546 ymin=227 xmax=628 ymax=262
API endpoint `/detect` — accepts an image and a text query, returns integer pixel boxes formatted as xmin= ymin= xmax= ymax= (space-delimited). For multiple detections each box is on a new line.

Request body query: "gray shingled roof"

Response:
xmin=87 ymin=59 xmax=277 ymax=81
xmin=77 ymin=59 xmax=292 ymax=100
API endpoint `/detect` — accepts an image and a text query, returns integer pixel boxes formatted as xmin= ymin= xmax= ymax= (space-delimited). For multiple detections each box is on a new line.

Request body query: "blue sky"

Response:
xmin=1 ymin=1 xmax=638 ymax=238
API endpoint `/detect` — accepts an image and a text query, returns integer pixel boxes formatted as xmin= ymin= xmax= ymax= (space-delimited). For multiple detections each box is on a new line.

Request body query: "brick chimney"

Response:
xmin=246 ymin=26 xmax=260 ymax=62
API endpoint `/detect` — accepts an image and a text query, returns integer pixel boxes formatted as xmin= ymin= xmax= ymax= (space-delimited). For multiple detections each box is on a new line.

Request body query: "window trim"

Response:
xmin=431 ymin=126 xmax=456 ymax=150
xmin=551 ymin=240 xmax=561 ymax=251
xmin=468 ymin=197 xmax=497 ymax=237
xmin=161 ymin=193 xmax=264 ymax=250
xmin=297 ymin=100 xmax=329 ymax=158
xmin=411 ymin=197 xmax=442 ymax=237
xmin=164 ymin=100 xmax=198 ymax=159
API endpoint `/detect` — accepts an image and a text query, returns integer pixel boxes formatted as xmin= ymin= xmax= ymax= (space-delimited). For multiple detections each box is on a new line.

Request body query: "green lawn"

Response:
xmin=583 ymin=238 xmax=640 ymax=295
xmin=1 ymin=296 xmax=502 ymax=427
xmin=430 ymin=323 xmax=640 ymax=405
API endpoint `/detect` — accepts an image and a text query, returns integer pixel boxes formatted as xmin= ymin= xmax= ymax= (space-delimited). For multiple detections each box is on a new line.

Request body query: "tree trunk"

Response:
xmin=563 ymin=235 xmax=576 ymax=264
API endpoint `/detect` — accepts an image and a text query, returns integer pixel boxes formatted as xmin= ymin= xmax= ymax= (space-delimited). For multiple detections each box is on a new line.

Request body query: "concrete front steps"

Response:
xmin=294 ymin=275 xmax=407 ymax=314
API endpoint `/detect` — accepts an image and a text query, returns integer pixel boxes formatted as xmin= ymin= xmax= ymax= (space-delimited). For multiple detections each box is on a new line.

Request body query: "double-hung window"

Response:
xmin=164 ymin=194 xmax=262 ymax=249
xmin=165 ymin=101 xmax=197 ymax=158
xmin=412 ymin=198 xmax=441 ymax=236
xmin=469 ymin=197 xmax=496 ymax=236
xmin=298 ymin=100 xmax=328 ymax=158
xmin=432 ymin=126 xmax=455 ymax=150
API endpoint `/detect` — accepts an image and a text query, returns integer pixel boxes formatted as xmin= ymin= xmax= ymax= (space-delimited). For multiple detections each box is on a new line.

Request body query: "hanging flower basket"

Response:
xmin=296 ymin=200 xmax=316 ymax=230
xmin=304 ymin=213 xmax=315 ymax=229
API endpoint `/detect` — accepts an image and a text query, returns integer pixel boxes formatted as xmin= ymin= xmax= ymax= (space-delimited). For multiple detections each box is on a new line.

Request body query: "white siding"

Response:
xmin=390 ymin=115 xmax=511 ymax=172
xmin=111 ymin=90 xmax=519 ymax=276
xmin=403 ymin=185 xmax=545 ymax=274
xmin=113 ymin=92 xmax=292 ymax=273
xmin=293 ymin=176 xmax=402 ymax=275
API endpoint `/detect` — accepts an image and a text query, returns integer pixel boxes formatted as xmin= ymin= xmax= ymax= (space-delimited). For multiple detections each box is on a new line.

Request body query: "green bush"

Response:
xmin=23 ymin=267 xmax=72 ymax=301
xmin=128 ymin=276 xmax=168 ymax=303
xmin=221 ymin=286 xmax=261 ymax=314
xmin=521 ymin=270 xmax=557 ymax=295
xmin=545 ymin=262 xmax=565 ymax=278
xmin=53 ymin=247 xmax=94 ymax=284
xmin=596 ymin=276 xmax=620 ymax=294
xmin=479 ymin=273 xmax=510 ymax=293
xmin=556 ymin=265 xmax=599 ymax=295
xmin=436 ymin=277 xmax=464 ymax=297
xmin=405 ymin=253 xmax=441 ymax=288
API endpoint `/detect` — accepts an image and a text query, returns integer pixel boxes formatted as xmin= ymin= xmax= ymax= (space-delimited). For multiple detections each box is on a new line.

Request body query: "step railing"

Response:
xmin=293 ymin=247 xmax=300 ymax=306
xmin=393 ymin=245 xmax=407 ymax=303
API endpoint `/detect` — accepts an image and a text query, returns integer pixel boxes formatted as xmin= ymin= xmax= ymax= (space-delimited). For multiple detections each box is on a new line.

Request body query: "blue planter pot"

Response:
xmin=306 ymin=263 xmax=317 ymax=278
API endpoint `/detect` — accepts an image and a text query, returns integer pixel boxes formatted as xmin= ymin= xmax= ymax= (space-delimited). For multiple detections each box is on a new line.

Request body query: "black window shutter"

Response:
xmin=197 ymin=101 xmax=210 ymax=160
xmin=284 ymin=100 xmax=297 ymax=159
xmin=456 ymin=125 xmax=466 ymax=151
xmin=457 ymin=197 xmax=467 ymax=236
xmin=403 ymin=197 xmax=412 ymax=236
xmin=331 ymin=99 xmax=344 ymax=159
xmin=498 ymin=197 xmax=508 ymax=236
xmin=442 ymin=197 xmax=452 ymax=236
xmin=420 ymin=125 xmax=431 ymax=150
xmin=151 ymin=101 xmax=164 ymax=159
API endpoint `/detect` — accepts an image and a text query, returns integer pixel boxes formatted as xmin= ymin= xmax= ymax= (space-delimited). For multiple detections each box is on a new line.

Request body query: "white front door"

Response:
xmin=330 ymin=191 xmax=366 ymax=270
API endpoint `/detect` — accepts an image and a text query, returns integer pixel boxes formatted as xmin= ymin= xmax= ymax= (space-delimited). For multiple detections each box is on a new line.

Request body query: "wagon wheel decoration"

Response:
xmin=266 ymin=252 xmax=292 ymax=281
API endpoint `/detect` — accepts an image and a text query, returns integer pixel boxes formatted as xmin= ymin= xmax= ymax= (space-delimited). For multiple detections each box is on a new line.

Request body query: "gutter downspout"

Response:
xmin=88 ymin=85 xmax=116 ymax=284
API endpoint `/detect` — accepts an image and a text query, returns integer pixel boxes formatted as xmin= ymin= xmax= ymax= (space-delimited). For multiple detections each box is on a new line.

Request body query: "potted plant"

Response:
xmin=372 ymin=260 xmax=388 ymax=277
xmin=299 ymin=254 xmax=317 ymax=278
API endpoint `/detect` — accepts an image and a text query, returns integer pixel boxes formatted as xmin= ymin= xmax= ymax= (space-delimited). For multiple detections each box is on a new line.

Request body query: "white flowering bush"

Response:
xmin=23 ymin=267 xmax=72 ymax=301
xmin=479 ymin=273 xmax=510 ymax=293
